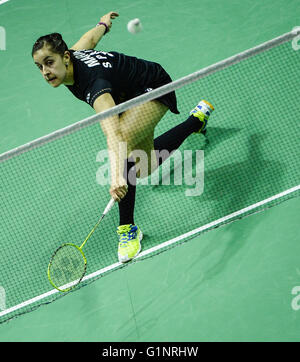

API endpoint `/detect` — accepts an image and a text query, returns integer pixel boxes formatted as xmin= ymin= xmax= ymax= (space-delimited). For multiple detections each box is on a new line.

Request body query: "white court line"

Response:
xmin=0 ymin=184 xmax=299 ymax=319
xmin=0 ymin=0 xmax=10 ymax=5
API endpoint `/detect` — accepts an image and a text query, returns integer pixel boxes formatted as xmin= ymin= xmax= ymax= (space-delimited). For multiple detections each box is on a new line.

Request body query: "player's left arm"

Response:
xmin=70 ymin=11 xmax=119 ymax=51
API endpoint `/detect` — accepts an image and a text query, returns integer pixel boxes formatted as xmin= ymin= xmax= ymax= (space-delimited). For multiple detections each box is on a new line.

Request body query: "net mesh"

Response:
xmin=0 ymin=34 xmax=300 ymax=323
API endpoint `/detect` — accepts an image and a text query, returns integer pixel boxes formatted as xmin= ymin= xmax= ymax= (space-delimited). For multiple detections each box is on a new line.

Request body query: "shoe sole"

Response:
xmin=118 ymin=230 xmax=143 ymax=263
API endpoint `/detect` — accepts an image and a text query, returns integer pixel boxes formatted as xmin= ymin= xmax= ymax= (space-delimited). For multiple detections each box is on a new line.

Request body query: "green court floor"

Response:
xmin=1 ymin=196 xmax=299 ymax=342
xmin=0 ymin=0 xmax=299 ymax=341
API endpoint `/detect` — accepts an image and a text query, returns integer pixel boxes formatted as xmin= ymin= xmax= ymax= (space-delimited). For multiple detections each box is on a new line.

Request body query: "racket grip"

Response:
xmin=103 ymin=198 xmax=115 ymax=215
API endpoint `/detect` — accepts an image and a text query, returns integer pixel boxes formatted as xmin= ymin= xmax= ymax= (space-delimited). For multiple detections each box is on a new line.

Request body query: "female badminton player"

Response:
xmin=32 ymin=11 xmax=214 ymax=263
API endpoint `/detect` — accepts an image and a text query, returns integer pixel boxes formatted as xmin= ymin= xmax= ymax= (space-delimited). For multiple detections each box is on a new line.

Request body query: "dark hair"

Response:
xmin=31 ymin=33 xmax=68 ymax=57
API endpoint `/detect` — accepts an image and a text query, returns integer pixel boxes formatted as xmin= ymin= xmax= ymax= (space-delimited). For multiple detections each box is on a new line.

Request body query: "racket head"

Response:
xmin=47 ymin=243 xmax=87 ymax=292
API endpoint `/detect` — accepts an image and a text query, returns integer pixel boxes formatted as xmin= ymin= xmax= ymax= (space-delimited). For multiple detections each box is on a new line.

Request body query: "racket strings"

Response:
xmin=48 ymin=244 xmax=86 ymax=290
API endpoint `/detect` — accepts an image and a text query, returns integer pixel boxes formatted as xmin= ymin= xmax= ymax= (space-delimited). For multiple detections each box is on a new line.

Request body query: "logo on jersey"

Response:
xmin=86 ymin=93 xmax=91 ymax=103
xmin=73 ymin=50 xmax=114 ymax=68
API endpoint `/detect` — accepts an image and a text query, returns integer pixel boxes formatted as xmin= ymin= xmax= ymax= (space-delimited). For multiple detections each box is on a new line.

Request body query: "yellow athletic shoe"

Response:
xmin=190 ymin=100 xmax=214 ymax=134
xmin=117 ymin=224 xmax=143 ymax=263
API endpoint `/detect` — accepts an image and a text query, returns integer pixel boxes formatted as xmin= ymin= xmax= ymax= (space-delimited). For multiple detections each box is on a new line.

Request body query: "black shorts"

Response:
xmin=130 ymin=64 xmax=180 ymax=115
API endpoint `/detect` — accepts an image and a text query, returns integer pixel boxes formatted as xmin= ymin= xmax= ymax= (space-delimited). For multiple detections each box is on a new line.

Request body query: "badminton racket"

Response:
xmin=47 ymin=198 xmax=115 ymax=292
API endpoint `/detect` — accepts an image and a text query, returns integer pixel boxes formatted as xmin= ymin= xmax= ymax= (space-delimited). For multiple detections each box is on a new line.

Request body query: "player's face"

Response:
xmin=33 ymin=45 xmax=69 ymax=87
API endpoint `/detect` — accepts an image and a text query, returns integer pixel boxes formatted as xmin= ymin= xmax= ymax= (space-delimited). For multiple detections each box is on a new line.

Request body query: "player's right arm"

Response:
xmin=93 ymin=93 xmax=128 ymax=202
xmin=70 ymin=11 xmax=119 ymax=51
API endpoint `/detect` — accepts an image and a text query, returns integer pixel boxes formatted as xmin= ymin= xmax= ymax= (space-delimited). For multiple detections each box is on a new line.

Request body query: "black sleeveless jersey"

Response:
xmin=66 ymin=49 xmax=167 ymax=108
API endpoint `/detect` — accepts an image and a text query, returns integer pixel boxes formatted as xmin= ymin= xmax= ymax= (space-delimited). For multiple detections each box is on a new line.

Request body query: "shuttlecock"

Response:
xmin=127 ymin=18 xmax=142 ymax=34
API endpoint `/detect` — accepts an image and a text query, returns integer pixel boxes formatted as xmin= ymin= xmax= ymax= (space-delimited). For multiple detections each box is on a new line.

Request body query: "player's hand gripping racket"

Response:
xmin=47 ymin=198 xmax=115 ymax=292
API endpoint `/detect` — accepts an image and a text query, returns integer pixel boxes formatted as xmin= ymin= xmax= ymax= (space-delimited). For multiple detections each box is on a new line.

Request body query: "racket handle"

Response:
xmin=103 ymin=198 xmax=115 ymax=216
